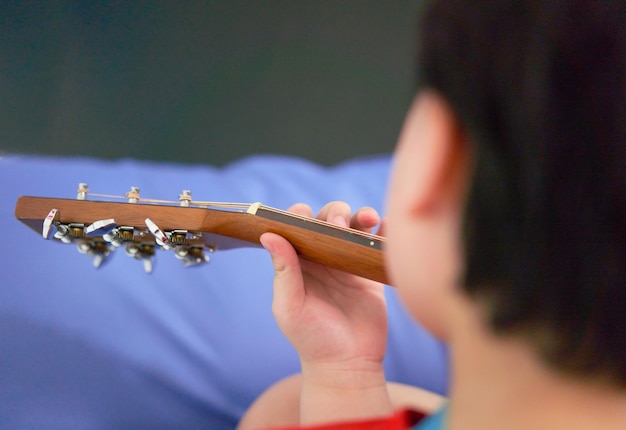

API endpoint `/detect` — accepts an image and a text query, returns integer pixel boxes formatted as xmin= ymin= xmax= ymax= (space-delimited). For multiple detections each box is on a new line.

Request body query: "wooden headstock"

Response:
xmin=14 ymin=186 xmax=388 ymax=284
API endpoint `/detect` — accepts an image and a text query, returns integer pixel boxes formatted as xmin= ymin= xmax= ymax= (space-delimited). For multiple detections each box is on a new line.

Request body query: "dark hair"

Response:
xmin=417 ymin=0 xmax=625 ymax=385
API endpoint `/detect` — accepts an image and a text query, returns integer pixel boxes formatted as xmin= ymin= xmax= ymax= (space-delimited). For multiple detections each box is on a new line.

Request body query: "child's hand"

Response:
xmin=260 ymin=201 xmax=388 ymax=380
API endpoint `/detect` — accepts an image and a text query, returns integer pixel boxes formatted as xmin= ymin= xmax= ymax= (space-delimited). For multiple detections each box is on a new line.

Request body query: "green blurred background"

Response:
xmin=1 ymin=1 xmax=422 ymax=166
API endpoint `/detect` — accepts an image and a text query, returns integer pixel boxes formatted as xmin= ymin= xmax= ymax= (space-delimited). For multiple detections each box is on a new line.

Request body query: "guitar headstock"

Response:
xmin=15 ymin=184 xmax=254 ymax=273
xmin=15 ymin=183 xmax=388 ymax=283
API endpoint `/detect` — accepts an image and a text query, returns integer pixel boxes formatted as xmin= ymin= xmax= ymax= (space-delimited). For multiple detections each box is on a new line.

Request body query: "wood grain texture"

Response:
xmin=15 ymin=196 xmax=389 ymax=284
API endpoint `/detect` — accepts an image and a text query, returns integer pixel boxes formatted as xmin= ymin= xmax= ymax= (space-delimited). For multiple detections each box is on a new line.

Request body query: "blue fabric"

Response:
xmin=0 ymin=154 xmax=449 ymax=429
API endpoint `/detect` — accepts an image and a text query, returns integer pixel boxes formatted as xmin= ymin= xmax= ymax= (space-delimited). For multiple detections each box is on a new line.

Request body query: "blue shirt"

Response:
xmin=414 ymin=407 xmax=446 ymax=429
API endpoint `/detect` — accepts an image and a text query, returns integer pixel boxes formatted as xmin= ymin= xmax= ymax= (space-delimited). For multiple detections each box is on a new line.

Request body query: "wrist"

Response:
xmin=299 ymin=359 xmax=393 ymax=425
xmin=301 ymin=358 xmax=386 ymax=390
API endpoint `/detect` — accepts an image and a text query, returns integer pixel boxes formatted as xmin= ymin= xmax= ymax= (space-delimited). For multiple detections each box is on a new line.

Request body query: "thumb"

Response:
xmin=260 ymin=232 xmax=305 ymax=318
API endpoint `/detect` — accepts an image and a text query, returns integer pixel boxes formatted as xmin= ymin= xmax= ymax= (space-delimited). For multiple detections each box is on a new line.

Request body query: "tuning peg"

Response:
xmin=174 ymin=245 xmax=210 ymax=267
xmin=142 ymin=258 xmax=153 ymax=273
xmin=125 ymin=243 xmax=155 ymax=273
xmin=126 ymin=186 xmax=141 ymax=203
xmin=77 ymin=183 xmax=89 ymax=200
xmin=102 ymin=226 xmax=134 ymax=247
xmin=85 ymin=218 xmax=116 ymax=236
xmin=53 ymin=223 xmax=86 ymax=244
xmin=145 ymin=218 xmax=171 ymax=249
xmin=77 ymin=239 xmax=112 ymax=269
xmin=179 ymin=190 xmax=192 ymax=207
xmin=42 ymin=208 xmax=60 ymax=239
xmin=168 ymin=230 xmax=188 ymax=245
xmin=53 ymin=224 xmax=72 ymax=243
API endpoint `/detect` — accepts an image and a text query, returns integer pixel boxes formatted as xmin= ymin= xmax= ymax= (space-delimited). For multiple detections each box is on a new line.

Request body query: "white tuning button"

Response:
xmin=76 ymin=240 xmax=112 ymax=269
xmin=174 ymin=246 xmax=210 ymax=267
xmin=125 ymin=243 xmax=155 ymax=274
xmin=145 ymin=218 xmax=170 ymax=249
xmin=42 ymin=208 xmax=60 ymax=239
xmin=142 ymin=258 xmax=153 ymax=273
xmin=85 ymin=219 xmax=116 ymax=236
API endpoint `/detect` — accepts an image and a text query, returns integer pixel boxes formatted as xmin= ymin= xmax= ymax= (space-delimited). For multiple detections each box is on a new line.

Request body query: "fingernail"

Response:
xmin=260 ymin=235 xmax=274 ymax=253
xmin=333 ymin=215 xmax=348 ymax=227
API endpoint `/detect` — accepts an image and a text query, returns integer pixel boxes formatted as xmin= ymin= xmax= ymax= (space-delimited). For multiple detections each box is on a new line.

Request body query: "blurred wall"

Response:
xmin=1 ymin=1 xmax=423 ymax=166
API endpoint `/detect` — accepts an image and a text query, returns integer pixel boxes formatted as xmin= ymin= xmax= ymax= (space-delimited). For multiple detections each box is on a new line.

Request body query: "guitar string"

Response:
xmin=86 ymin=193 xmax=384 ymax=242
xmin=88 ymin=193 xmax=251 ymax=210
xmin=258 ymin=205 xmax=385 ymax=242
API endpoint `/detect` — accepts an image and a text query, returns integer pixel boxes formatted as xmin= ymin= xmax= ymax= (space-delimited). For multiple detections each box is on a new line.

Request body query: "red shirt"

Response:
xmin=264 ymin=408 xmax=426 ymax=430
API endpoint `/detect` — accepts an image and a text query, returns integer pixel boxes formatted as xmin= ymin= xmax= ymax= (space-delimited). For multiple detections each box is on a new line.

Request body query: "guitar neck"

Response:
xmin=14 ymin=196 xmax=388 ymax=284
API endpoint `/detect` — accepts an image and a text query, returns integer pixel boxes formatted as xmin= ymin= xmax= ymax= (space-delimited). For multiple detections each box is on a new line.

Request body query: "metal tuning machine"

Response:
xmin=40 ymin=185 xmax=214 ymax=273
xmin=145 ymin=219 xmax=212 ymax=268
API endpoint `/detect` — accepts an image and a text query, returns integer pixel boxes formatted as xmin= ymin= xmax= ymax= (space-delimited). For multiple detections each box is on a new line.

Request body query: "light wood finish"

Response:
xmin=15 ymin=196 xmax=389 ymax=284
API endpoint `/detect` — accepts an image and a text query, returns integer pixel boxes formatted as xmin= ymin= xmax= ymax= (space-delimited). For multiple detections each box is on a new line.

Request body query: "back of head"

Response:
xmin=417 ymin=0 xmax=625 ymax=386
